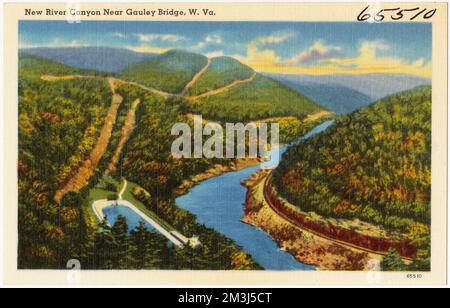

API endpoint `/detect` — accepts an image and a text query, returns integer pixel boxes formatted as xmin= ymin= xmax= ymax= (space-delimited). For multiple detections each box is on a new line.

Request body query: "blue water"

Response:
xmin=103 ymin=205 xmax=155 ymax=233
xmin=176 ymin=121 xmax=334 ymax=270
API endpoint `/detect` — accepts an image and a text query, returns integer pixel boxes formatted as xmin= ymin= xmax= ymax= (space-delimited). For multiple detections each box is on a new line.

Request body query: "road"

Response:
xmin=41 ymin=71 xmax=257 ymax=101
xmin=118 ymin=179 xmax=127 ymax=199
xmin=188 ymin=72 xmax=256 ymax=100
xmin=260 ymin=171 xmax=413 ymax=262
xmin=180 ymin=58 xmax=211 ymax=96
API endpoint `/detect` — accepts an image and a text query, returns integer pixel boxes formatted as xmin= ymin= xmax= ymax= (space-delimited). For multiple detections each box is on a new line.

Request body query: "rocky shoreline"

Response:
xmin=241 ymin=170 xmax=376 ymax=271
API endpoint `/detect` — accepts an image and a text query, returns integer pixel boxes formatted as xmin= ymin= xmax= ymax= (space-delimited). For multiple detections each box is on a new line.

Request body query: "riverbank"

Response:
xmin=242 ymin=169 xmax=375 ymax=271
xmin=174 ymin=158 xmax=261 ymax=196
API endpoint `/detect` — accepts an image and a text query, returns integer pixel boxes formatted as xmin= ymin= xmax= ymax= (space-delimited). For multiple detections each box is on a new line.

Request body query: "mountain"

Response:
xmin=119 ymin=49 xmax=208 ymax=93
xmin=20 ymin=47 xmax=156 ymax=73
xmin=189 ymin=73 xmax=326 ymax=122
xmin=266 ymin=73 xmax=431 ymax=101
xmin=187 ymin=56 xmax=255 ymax=96
xmin=118 ymin=49 xmax=327 ymax=122
xmin=267 ymin=78 xmax=372 ymax=114
xmin=274 ymin=86 xmax=431 ymax=234
xmin=19 ymin=54 xmax=102 ymax=79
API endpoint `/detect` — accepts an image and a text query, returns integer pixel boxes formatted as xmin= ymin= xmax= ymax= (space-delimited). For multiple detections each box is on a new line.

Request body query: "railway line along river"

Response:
xmin=176 ymin=120 xmax=334 ymax=270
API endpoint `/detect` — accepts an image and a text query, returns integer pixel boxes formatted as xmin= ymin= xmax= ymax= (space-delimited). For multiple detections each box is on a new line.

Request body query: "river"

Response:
xmin=176 ymin=120 xmax=334 ymax=270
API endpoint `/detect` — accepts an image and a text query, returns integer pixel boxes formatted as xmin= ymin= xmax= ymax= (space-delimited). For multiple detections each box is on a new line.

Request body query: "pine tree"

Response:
xmin=111 ymin=215 xmax=133 ymax=269
xmin=381 ymin=248 xmax=406 ymax=271
xmin=94 ymin=219 xmax=116 ymax=269
xmin=130 ymin=221 xmax=161 ymax=269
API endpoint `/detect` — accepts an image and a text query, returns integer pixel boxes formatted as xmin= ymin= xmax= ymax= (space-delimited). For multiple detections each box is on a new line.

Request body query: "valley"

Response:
xmin=18 ymin=47 xmax=431 ymax=271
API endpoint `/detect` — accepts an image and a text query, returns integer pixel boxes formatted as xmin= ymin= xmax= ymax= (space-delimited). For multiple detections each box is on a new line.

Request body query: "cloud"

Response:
xmin=193 ymin=34 xmax=222 ymax=50
xmin=19 ymin=38 xmax=87 ymax=49
xmin=235 ymin=38 xmax=431 ymax=78
xmin=234 ymin=46 xmax=281 ymax=70
xmin=321 ymin=40 xmax=431 ymax=77
xmin=125 ymin=45 xmax=169 ymax=54
xmin=250 ymin=32 xmax=295 ymax=47
xmin=205 ymin=50 xmax=224 ymax=58
xmin=110 ymin=32 xmax=125 ymax=39
xmin=134 ymin=33 xmax=185 ymax=42
xmin=232 ymin=31 xmax=294 ymax=71
xmin=284 ymin=41 xmax=342 ymax=65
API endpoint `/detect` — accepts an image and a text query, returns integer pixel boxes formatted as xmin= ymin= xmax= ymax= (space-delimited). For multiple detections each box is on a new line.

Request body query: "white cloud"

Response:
xmin=110 ymin=32 xmax=125 ymax=39
xmin=250 ymin=32 xmax=295 ymax=48
xmin=285 ymin=41 xmax=342 ymax=65
xmin=193 ymin=34 xmax=223 ymax=50
xmin=125 ymin=45 xmax=169 ymax=54
xmin=205 ymin=50 xmax=224 ymax=58
xmin=134 ymin=33 xmax=185 ymax=42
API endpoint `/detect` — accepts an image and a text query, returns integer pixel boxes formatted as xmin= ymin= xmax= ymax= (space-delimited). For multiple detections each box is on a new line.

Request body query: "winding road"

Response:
xmin=180 ymin=58 xmax=211 ymax=96
xmin=188 ymin=72 xmax=257 ymax=100
xmin=259 ymin=171 xmax=413 ymax=262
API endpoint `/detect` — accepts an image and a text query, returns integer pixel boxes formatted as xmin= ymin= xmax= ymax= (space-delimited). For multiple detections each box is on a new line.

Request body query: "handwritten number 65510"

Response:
xmin=357 ymin=6 xmax=437 ymax=22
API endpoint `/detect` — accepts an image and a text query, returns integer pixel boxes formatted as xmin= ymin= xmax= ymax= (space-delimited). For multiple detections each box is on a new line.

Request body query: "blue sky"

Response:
xmin=19 ymin=21 xmax=432 ymax=77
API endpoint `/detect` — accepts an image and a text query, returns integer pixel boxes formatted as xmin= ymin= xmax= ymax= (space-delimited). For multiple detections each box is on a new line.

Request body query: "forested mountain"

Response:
xmin=267 ymin=73 xmax=431 ymax=101
xmin=273 ymin=86 xmax=431 ymax=269
xmin=20 ymin=47 xmax=156 ymax=73
xmin=19 ymin=54 xmax=96 ymax=78
xmin=118 ymin=49 xmax=327 ymax=122
xmin=188 ymin=74 xmax=326 ymax=123
xmin=187 ymin=56 xmax=255 ymax=96
xmin=19 ymin=56 xmax=112 ymax=267
xmin=267 ymin=79 xmax=373 ymax=114
xmin=19 ymin=49 xmax=327 ymax=270
xmin=119 ymin=49 xmax=208 ymax=93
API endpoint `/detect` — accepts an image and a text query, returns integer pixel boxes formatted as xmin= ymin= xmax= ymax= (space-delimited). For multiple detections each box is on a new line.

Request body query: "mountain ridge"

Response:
xmin=20 ymin=46 xmax=157 ymax=73
xmin=266 ymin=73 xmax=431 ymax=101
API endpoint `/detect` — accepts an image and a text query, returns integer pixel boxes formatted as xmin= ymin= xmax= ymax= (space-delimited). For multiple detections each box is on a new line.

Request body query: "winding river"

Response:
xmin=176 ymin=120 xmax=334 ymax=270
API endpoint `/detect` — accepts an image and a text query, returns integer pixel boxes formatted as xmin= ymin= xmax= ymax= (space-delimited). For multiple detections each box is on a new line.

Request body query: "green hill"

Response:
xmin=275 ymin=86 xmax=431 ymax=229
xmin=19 ymin=54 xmax=103 ymax=79
xmin=187 ymin=56 xmax=255 ymax=96
xmin=273 ymin=86 xmax=431 ymax=268
xmin=119 ymin=49 xmax=208 ymax=94
xmin=274 ymin=86 xmax=431 ymax=270
xmin=18 ymin=57 xmax=112 ymax=268
xmin=188 ymin=74 xmax=326 ymax=122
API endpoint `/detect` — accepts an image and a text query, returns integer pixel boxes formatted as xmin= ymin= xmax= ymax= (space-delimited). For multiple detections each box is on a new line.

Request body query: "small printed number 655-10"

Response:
xmin=357 ymin=6 xmax=437 ymax=22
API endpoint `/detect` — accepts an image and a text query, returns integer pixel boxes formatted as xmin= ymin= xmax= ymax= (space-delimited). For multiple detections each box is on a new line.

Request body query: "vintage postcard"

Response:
xmin=2 ymin=1 xmax=448 ymax=286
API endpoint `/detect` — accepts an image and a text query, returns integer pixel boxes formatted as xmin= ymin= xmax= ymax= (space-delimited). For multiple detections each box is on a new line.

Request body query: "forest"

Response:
xmin=18 ymin=57 xmax=111 ymax=268
xmin=17 ymin=56 xmax=262 ymax=270
xmin=188 ymin=74 xmax=324 ymax=123
xmin=119 ymin=49 xmax=208 ymax=93
xmin=273 ymin=86 xmax=432 ymax=270
xmin=187 ymin=56 xmax=255 ymax=96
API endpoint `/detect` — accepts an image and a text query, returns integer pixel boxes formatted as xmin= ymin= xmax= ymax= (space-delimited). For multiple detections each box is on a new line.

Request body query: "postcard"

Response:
xmin=2 ymin=2 xmax=448 ymax=286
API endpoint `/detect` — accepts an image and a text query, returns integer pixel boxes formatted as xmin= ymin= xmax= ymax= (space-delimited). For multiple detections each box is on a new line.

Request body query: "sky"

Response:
xmin=19 ymin=21 xmax=432 ymax=78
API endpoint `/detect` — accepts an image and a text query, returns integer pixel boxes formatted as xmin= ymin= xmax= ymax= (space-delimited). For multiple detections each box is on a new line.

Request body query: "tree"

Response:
xmin=93 ymin=219 xmax=116 ymax=269
xmin=111 ymin=215 xmax=133 ymax=268
xmin=130 ymin=221 xmax=158 ymax=269
xmin=381 ymin=248 xmax=406 ymax=271
xmin=61 ymin=191 xmax=83 ymax=208
xmin=106 ymin=182 xmax=118 ymax=192
xmin=107 ymin=193 xmax=118 ymax=201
